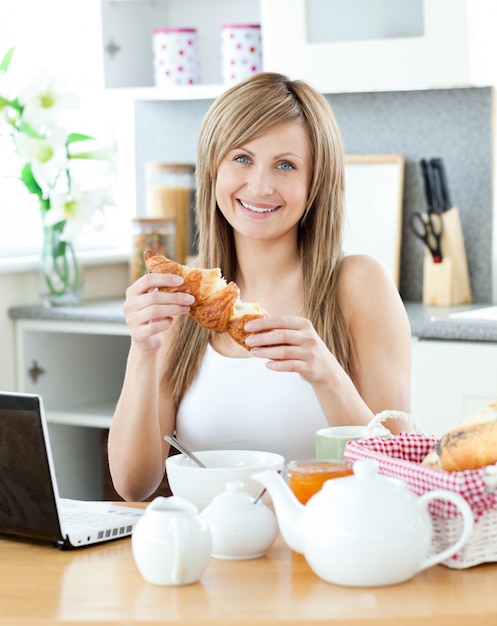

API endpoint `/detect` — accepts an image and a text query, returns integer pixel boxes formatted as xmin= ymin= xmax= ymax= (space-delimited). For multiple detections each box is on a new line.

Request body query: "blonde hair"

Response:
xmin=163 ymin=72 xmax=353 ymax=405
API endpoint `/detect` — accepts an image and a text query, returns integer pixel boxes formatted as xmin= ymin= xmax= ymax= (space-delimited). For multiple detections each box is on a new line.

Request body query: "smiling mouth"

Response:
xmin=238 ymin=199 xmax=279 ymax=214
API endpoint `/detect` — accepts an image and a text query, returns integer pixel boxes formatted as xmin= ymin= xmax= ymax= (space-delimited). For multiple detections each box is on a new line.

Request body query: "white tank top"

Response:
xmin=176 ymin=344 xmax=328 ymax=461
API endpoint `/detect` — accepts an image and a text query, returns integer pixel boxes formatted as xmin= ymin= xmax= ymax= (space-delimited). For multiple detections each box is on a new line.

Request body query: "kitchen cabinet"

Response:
xmin=99 ymin=0 xmax=260 ymax=90
xmin=13 ymin=317 xmax=130 ymax=500
xmin=261 ymin=0 xmax=495 ymax=92
xmin=99 ymin=0 xmax=497 ymax=97
xmin=411 ymin=338 xmax=497 ymax=437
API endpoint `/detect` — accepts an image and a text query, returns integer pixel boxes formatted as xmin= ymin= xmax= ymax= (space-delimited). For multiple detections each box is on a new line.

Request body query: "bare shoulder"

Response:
xmin=338 ymin=254 xmax=407 ymax=324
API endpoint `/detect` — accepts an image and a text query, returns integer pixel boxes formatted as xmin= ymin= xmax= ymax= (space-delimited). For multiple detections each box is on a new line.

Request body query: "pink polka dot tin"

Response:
xmin=221 ymin=24 xmax=262 ymax=85
xmin=153 ymin=27 xmax=200 ymax=87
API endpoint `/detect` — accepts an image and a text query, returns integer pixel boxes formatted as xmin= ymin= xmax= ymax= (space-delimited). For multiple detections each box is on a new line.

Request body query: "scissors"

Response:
xmin=409 ymin=211 xmax=443 ymax=263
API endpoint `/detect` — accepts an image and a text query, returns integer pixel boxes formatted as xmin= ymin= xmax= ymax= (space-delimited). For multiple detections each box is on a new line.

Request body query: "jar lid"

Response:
xmin=287 ymin=459 xmax=352 ymax=474
xmin=132 ymin=217 xmax=176 ymax=224
xmin=145 ymin=162 xmax=194 ymax=172
xmin=153 ymin=27 xmax=197 ymax=34
xmin=221 ymin=24 xmax=261 ymax=29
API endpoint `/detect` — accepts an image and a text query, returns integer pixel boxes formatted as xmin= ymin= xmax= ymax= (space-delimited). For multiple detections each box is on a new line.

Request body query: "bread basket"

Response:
xmin=345 ymin=412 xmax=497 ymax=569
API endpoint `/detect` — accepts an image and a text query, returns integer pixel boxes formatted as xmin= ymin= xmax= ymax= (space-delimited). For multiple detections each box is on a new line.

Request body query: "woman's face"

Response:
xmin=215 ymin=120 xmax=312 ymax=243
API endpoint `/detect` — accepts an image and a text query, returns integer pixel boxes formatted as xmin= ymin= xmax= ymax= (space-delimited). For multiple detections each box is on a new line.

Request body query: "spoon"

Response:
xmin=164 ymin=435 xmax=207 ymax=468
xmin=165 ymin=435 xmax=268 ymax=504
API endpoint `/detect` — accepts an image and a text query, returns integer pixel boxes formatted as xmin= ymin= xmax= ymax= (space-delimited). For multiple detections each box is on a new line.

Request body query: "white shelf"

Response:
xmin=114 ymin=83 xmax=228 ymax=101
xmin=47 ymin=402 xmax=116 ymax=429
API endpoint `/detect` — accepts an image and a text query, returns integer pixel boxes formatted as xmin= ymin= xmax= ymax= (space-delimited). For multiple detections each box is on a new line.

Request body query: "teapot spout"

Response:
xmin=251 ymin=469 xmax=305 ymax=554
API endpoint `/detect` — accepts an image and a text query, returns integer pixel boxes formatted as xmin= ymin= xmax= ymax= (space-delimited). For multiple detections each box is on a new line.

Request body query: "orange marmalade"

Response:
xmin=287 ymin=459 xmax=353 ymax=505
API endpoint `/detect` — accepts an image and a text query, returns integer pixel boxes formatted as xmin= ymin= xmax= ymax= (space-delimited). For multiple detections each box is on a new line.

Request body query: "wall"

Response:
xmin=0 ymin=262 xmax=130 ymax=391
xmin=134 ymin=85 xmax=494 ymax=304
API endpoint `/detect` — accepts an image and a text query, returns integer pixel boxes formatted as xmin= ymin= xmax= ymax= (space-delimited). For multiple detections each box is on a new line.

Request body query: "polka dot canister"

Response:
xmin=153 ymin=27 xmax=200 ymax=87
xmin=221 ymin=24 xmax=262 ymax=85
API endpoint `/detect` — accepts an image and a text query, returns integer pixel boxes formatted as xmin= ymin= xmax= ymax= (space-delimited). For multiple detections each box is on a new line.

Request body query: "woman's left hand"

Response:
xmin=244 ymin=315 xmax=337 ymax=384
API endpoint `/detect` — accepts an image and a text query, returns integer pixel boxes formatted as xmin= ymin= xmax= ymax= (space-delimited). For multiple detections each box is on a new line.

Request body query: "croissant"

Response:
xmin=143 ymin=250 xmax=269 ymax=346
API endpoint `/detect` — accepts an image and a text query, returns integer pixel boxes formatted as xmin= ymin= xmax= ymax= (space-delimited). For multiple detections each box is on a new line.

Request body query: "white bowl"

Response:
xmin=166 ymin=450 xmax=285 ymax=511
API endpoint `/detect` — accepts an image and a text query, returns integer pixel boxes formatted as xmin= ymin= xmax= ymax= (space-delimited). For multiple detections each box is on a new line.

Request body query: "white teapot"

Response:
xmin=201 ymin=481 xmax=277 ymax=559
xmin=252 ymin=460 xmax=474 ymax=587
xmin=132 ymin=496 xmax=211 ymax=586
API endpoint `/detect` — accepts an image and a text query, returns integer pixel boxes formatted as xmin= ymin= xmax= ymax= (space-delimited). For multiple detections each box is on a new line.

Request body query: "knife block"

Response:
xmin=422 ymin=207 xmax=472 ymax=306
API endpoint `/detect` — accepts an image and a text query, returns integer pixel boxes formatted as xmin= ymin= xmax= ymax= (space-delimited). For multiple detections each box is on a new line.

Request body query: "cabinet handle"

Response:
xmin=105 ymin=38 xmax=121 ymax=59
xmin=28 ymin=360 xmax=45 ymax=384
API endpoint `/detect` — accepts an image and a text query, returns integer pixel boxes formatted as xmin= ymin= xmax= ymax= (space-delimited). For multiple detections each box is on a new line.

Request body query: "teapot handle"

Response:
xmin=417 ymin=490 xmax=474 ymax=571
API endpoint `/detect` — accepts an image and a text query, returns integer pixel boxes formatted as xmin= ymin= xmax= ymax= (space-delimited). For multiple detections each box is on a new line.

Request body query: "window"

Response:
xmin=0 ymin=0 xmax=134 ymax=265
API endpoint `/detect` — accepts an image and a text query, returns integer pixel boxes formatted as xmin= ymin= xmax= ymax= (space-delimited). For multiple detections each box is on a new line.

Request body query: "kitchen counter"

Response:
xmin=1 ymin=526 xmax=496 ymax=625
xmin=405 ymin=302 xmax=497 ymax=342
xmin=9 ymin=300 xmax=497 ymax=342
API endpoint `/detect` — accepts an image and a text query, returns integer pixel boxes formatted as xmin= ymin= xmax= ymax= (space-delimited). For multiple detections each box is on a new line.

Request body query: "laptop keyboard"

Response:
xmin=58 ymin=501 xmax=144 ymax=543
xmin=62 ymin=508 xmax=134 ymax=535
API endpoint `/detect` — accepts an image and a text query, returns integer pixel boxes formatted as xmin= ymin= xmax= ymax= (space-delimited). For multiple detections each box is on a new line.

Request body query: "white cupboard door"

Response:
xmin=413 ymin=339 xmax=497 ymax=437
xmin=260 ymin=0 xmax=471 ymax=92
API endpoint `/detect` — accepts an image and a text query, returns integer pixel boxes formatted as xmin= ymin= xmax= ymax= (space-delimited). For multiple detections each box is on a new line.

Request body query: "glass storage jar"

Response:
xmin=130 ymin=217 xmax=176 ymax=283
xmin=145 ymin=162 xmax=194 ymax=264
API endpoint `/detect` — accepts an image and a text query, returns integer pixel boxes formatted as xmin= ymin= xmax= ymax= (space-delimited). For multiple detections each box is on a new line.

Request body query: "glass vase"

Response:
xmin=39 ymin=220 xmax=83 ymax=306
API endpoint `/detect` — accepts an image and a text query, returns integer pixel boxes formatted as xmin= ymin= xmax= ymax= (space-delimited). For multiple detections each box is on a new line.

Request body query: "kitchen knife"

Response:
xmin=420 ymin=159 xmax=438 ymax=214
xmin=430 ymin=158 xmax=452 ymax=212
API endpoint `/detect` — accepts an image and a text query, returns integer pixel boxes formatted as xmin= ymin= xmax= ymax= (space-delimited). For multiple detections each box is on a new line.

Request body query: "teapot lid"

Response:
xmin=352 ymin=459 xmax=380 ymax=479
xmin=314 ymin=459 xmax=413 ymax=521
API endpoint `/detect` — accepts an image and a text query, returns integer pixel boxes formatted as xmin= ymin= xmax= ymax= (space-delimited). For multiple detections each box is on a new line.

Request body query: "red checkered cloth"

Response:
xmin=344 ymin=433 xmax=497 ymax=520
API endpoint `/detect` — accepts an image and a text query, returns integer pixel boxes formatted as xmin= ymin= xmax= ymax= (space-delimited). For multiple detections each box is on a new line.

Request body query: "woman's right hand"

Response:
xmin=123 ymin=272 xmax=195 ymax=352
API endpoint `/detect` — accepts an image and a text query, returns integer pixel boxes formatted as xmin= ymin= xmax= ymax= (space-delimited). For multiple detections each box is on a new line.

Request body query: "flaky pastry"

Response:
xmin=143 ymin=249 xmax=268 ymax=347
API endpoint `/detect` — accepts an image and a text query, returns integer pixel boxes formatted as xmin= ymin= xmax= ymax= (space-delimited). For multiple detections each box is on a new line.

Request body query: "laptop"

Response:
xmin=0 ymin=391 xmax=143 ymax=549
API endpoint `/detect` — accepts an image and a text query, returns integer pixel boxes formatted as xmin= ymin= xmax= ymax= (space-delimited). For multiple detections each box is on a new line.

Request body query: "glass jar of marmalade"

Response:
xmin=287 ymin=458 xmax=353 ymax=505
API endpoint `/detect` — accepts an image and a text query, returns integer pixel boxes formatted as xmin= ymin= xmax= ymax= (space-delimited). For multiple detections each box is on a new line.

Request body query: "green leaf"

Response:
xmin=67 ymin=132 xmax=95 ymax=144
xmin=0 ymin=47 xmax=15 ymax=73
xmin=39 ymin=196 xmax=50 ymax=213
xmin=9 ymin=98 xmax=23 ymax=114
xmin=20 ymin=163 xmax=43 ymax=197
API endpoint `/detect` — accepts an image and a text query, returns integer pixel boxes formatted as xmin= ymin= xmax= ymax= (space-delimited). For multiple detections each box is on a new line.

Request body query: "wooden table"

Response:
xmin=2 ymin=519 xmax=497 ymax=626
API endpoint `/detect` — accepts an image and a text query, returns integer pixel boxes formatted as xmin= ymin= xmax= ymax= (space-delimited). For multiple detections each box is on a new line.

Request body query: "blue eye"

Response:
xmin=235 ymin=154 xmax=250 ymax=164
xmin=278 ymin=162 xmax=295 ymax=171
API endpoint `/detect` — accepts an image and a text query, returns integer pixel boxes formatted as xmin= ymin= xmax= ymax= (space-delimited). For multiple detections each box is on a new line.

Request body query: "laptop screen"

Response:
xmin=0 ymin=393 xmax=61 ymax=543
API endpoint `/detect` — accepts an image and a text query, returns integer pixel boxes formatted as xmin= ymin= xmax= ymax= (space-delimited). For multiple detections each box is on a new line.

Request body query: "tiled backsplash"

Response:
xmin=134 ymin=86 xmax=493 ymax=303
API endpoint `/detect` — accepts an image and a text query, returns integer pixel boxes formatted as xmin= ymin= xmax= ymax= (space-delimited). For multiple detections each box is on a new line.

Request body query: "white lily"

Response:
xmin=69 ymin=136 xmax=118 ymax=182
xmin=18 ymin=72 xmax=79 ymax=132
xmin=14 ymin=127 xmax=68 ymax=195
xmin=47 ymin=182 xmax=109 ymax=241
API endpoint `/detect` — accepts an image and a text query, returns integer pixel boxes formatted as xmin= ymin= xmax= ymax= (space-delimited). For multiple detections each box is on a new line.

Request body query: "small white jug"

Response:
xmin=132 ymin=496 xmax=211 ymax=586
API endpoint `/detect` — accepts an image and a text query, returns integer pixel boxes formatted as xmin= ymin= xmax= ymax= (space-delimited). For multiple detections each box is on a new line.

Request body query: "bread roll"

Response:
xmin=421 ymin=450 xmax=442 ymax=469
xmin=420 ymin=399 xmax=497 ymax=471
xmin=143 ymin=250 xmax=268 ymax=345
xmin=438 ymin=420 xmax=497 ymax=471
xmin=459 ymin=399 xmax=497 ymax=426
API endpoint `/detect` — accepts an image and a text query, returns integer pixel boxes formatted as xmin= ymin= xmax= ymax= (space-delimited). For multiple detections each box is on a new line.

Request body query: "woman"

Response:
xmin=108 ymin=72 xmax=411 ymax=501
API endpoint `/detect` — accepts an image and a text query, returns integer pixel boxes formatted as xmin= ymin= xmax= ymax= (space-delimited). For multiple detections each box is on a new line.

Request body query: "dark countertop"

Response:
xmin=406 ymin=302 xmax=497 ymax=341
xmin=8 ymin=300 xmax=497 ymax=342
